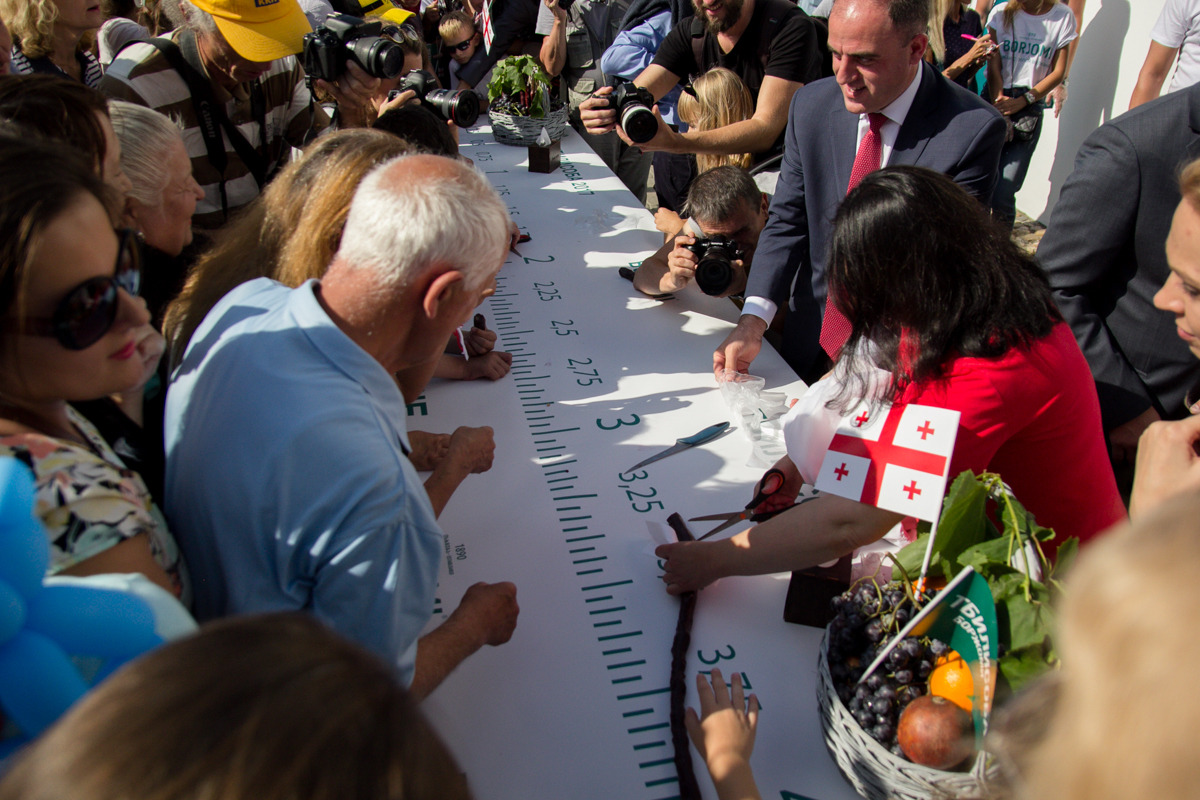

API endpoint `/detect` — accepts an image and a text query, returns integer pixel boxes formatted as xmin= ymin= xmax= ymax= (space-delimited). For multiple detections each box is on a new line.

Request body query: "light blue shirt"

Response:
xmin=164 ymin=278 xmax=441 ymax=686
xmin=599 ymin=10 xmax=684 ymax=128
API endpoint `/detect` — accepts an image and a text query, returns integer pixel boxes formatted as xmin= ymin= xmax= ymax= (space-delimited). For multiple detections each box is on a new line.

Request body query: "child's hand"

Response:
xmin=686 ymin=669 xmax=762 ymax=800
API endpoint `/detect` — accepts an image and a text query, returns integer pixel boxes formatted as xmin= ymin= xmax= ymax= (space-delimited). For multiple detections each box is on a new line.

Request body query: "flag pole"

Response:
xmin=915 ymin=512 xmax=940 ymax=597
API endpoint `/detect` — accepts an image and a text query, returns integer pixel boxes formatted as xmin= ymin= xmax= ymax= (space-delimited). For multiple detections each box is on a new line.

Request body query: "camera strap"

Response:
xmin=137 ymin=32 xmax=271 ymax=221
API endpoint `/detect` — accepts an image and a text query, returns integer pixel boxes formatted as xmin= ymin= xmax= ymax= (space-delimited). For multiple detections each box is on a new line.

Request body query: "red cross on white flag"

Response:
xmin=481 ymin=0 xmax=495 ymax=52
xmin=814 ymin=402 xmax=961 ymax=522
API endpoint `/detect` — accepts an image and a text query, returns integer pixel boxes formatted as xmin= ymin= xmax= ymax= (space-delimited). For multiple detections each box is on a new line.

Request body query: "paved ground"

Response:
xmin=1012 ymin=211 xmax=1048 ymax=256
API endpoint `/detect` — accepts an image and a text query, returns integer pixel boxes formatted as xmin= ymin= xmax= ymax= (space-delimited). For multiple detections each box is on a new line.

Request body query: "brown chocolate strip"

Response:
xmin=666 ymin=512 xmax=701 ymax=800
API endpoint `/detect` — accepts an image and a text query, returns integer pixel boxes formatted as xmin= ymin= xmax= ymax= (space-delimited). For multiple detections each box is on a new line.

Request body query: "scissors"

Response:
xmin=689 ymin=468 xmax=792 ymax=540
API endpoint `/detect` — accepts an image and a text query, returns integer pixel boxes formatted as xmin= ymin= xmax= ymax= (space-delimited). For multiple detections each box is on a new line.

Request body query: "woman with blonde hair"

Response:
xmin=927 ymin=0 xmax=994 ymax=90
xmin=677 ymin=67 xmax=754 ymax=173
xmin=0 ymin=0 xmax=103 ymax=85
xmin=656 ymin=67 xmax=754 ymax=235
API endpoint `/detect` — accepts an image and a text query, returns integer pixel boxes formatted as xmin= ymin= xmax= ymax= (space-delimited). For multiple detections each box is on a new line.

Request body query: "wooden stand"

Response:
xmin=528 ymin=141 xmax=561 ymax=173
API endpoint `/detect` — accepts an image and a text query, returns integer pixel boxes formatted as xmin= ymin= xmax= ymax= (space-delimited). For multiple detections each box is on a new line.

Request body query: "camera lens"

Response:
xmin=620 ymin=104 xmax=658 ymax=144
xmin=348 ymin=36 xmax=404 ymax=79
xmin=427 ymin=88 xmax=480 ymax=127
xmin=694 ymin=253 xmax=734 ymax=296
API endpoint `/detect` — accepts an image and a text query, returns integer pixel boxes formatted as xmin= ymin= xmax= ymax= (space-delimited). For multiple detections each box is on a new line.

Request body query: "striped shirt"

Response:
xmin=10 ymin=44 xmax=104 ymax=88
xmin=99 ymin=31 xmax=329 ymax=229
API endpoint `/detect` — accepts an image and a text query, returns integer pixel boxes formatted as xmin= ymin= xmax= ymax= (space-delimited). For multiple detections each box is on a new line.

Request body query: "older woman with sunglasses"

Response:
xmin=0 ymin=138 xmax=187 ymax=603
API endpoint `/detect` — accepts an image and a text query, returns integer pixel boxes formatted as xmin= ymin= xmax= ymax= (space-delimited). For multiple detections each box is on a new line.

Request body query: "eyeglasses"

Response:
xmin=17 ymin=228 xmax=142 ymax=351
xmin=446 ymin=37 xmax=474 ymax=52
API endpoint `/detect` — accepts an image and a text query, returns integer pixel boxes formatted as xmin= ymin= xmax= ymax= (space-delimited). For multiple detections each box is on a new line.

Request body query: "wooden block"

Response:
xmin=528 ymin=141 xmax=560 ymax=173
xmin=782 ymin=556 xmax=852 ymax=628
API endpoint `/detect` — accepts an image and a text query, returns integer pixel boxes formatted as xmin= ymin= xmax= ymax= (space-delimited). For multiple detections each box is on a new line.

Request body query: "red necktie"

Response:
xmin=819 ymin=112 xmax=887 ymax=360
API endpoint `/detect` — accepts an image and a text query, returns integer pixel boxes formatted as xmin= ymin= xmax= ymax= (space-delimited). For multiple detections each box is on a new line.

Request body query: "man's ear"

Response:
xmin=422 ymin=268 xmax=467 ymax=320
xmin=758 ymin=192 xmax=769 ymax=218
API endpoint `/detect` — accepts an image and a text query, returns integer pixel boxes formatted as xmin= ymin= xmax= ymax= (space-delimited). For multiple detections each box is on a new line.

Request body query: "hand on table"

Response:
xmin=445 ymin=425 xmax=496 ymax=474
xmin=1129 ymin=415 xmax=1200 ymax=518
xmin=686 ymin=669 xmax=762 ymax=800
xmin=408 ymin=430 xmax=451 ymax=471
xmin=655 ymin=538 xmax=724 ymax=595
xmin=714 ymin=316 xmax=767 ymax=377
xmin=453 ymin=580 xmax=520 ymax=647
xmin=463 ymin=350 xmax=513 ymax=381
xmin=465 ymin=325 xmax=498 ymax=355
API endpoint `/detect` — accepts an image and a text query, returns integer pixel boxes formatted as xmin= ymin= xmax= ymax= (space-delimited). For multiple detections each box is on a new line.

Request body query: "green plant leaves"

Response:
xmin=487 ymin=55 xmax=552 ymax=117
xmin=893 ymin=470 xmax=1074 ymax=693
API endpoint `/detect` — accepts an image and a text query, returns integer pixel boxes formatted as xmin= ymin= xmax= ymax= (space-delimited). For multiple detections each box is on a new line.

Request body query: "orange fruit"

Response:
xmin=928 ymin=650 xmax=974 ymax=712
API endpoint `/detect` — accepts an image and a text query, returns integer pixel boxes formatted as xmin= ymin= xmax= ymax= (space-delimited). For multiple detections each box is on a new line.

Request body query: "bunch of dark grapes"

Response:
xmin=826 ymin=580 xmax=945 ymax=755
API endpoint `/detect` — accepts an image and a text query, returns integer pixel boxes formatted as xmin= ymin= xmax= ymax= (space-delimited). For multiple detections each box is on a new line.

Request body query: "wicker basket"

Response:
xmin=488 ymin=104 xmax=570 ymax=147
xmin=817 ymin=634 xmax=1000 ymax=800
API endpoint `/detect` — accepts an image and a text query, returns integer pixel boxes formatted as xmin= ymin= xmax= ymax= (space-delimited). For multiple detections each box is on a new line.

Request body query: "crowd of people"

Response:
xmin=1 ymin=0 xmax=1199 ymax=793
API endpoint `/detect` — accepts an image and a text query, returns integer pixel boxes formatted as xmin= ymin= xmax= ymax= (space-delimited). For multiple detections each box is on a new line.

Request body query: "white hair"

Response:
xmin=168 ymin=0 xmax=217 ymax=33
xmin=107 ymin=100 xmax=185 ymax=207
xmin=336 ymin=155 xmax=510 ymax=290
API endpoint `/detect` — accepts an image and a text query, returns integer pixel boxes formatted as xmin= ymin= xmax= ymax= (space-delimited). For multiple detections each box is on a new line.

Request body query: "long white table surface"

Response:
xmin=415 ymin=123 xmax=861 ymax=800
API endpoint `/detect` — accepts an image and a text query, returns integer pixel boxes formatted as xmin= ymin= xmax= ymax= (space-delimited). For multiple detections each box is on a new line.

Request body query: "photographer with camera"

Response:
xmin=579 ymin=0 xmax=824 ymax=170
xmin=101 ymin=0 xmax=379 ymax=229
xmin=633 ymin=165 xmax=767 ymax=298
xmin=537 ymin=0 xmax=652 ymax=202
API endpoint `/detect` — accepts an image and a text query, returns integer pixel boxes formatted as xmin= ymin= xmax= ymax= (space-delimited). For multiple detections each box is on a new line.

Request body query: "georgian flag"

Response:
xmin=481 ymin=0 xmax=494 ymax=52
xmin=814 ymin=402 xmax=960 ymax=522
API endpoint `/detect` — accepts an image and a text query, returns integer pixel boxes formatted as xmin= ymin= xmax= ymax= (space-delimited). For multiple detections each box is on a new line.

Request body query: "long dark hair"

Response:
xmin=0 ymin=75 xmax=111 ymax=171
xmin=827 ymin=166 xmax=1059 ymax=407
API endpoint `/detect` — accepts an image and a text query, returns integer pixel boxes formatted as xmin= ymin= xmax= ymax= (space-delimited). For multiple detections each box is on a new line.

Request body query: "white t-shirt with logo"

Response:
xmin=1151 ymin=0 xmax=1200 ymax=93
xmin=987 ymin=2 xmax=1077 ymax=90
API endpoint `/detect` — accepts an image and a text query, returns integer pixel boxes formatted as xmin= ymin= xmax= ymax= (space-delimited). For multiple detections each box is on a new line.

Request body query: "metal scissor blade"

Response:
xmin=625 ymin=442 xmax=689 ymax=473
xmin=688 ymin=512 xmax=738 ymax=522
xmin=696 ymin=516 xmax=744 ymax=541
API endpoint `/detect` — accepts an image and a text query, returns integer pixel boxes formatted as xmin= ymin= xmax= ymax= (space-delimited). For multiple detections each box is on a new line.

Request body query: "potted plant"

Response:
xmin=486 ymin=55 xmax=570 ymax=146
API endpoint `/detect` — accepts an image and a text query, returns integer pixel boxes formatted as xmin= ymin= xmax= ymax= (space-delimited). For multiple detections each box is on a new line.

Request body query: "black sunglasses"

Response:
xmin=446 ymin=37 xmax=474 ymax=52
xmin=18 ymin=228 xmax=142 ymax=351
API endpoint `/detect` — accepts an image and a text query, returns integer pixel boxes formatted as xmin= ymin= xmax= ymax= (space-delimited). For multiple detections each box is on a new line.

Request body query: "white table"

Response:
xmin=416 ymin=123 xmax=860 ymax=800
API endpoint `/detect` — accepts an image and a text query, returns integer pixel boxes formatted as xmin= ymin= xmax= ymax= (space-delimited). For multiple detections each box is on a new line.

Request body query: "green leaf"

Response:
xmin=999 ymin=581 xmax=1053 ymax=653
xmin=1053 ymin=537 xmax=1078 ymax=579
xmin=997 ymin=644 xmax=1052 ymax=693
xmin=957 ymin=537 xmax=1016 ymax=578
xmin=894 ymin=471 xmax=988 ymax=577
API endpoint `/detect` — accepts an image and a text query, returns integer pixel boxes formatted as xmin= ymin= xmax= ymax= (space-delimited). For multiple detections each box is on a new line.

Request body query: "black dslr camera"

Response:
xmin=684 ymin=235 xmax=745 ymax=296
xmin=302 ymin=13 xmax=403 ymax=86
xmin=596 ymin=82 xmax=657 ymax=144
xmin=390 ymin=69 xmax=480 ymax=128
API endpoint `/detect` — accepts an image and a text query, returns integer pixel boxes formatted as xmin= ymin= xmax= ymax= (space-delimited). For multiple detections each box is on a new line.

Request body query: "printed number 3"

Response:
xmin=596 ymin=414 xmax=640 ymax=430
xmin=697 ymin=645 xmax=736 ymax=665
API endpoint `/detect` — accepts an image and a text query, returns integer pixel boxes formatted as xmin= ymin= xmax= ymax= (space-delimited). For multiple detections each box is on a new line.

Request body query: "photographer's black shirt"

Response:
xmin=652 ymin=0 xmax=822 ymax=111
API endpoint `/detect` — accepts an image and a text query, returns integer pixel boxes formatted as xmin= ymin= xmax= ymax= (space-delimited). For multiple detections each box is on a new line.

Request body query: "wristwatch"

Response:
xmin=1023 ymin=90 xmax=1038 ymax=106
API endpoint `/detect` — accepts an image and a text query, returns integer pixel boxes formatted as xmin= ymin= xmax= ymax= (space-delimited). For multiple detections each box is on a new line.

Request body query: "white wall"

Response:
xmin=1014 ymin=0 xmax=1168 ymax=222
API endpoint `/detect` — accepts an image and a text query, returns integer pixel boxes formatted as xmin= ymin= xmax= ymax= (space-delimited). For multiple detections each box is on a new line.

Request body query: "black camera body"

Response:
xmin=302 ymin=13 xmax=403 ymax=85
xmin=684 ymin=235 xmax=745 ymax=296
xmin=393 ymin=69 xmax=481 ymax=128
xmin=598 ymin=82 xmax=657 ymax=144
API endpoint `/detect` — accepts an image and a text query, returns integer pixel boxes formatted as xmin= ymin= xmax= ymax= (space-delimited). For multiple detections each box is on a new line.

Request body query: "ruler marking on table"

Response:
xmin=593 ymin=620 xmax=621 ymax=628
xmin=550 ymin=485 xmax=579 ymax=492
xmin=583 ymin=579 xmax=632 ymax=591
xmin=627 ymin=722 xmax=668 ymax=734
xmin=538 ymin=445 xmax=567 ymax=453
xmin=558 ymin=505 xmax=582 ymax=512
xmin=598 ymin=630 xmax=642 ymax=641
xmin=516 ymin=376 xmax=553 ymax=383
xmin=562 ymin=526 xmax=588 ymax=533
xmin=576 ymin=568 xmax=603 ymax=576
xmin=623 ymin=708 xmax=653 ymax=718
xmin=555 ymin=493 xmax=598 ymax=500
xmin=572 ymin=556 xmax=606 ymax=564
xmin=644 ymin=777 xmax=679 ymax=788
xmin=540 ymin=458 xmax=578 ymax=467
xmin=612 ymin=675 xmax=642 ymax=684
xmin=639 ymin=758 xmax=674 ymax=770
xmin=633 ymin=741 xmax=666 ymax=751
xmin=570 ymin=547 xmax=595 ymax=554
xmin=567 ymin=534 xmax=604 ymax=542
xmin=617 ymin=687 xmax=668 ymax=701
xmin=589 ymin=606 xmax=626 ymax=615
xmin=607 ymin=658 xmax=644 ymax=669
xmin=603 ymin=646 xmax=632 ymax=654
xmin=560 ymin=515 xmax=592 ymax=521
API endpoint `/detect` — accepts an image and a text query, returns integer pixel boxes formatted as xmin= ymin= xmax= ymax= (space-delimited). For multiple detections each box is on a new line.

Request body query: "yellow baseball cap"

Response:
xmin=192 ymin=0 xmax=313 ymax=61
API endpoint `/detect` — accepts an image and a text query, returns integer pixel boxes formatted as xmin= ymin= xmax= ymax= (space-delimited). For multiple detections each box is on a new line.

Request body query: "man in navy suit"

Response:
xmin=1038 ymin=83 xmax=1200 ymax=469
xmin=713 ymin=0 xmax=1007 ymax=382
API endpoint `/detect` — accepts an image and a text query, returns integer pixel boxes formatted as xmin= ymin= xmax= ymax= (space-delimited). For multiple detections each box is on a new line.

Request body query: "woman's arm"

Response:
xmin=654 ymin=493 xmax=903 ymax=594
xmin=58 ymin=533 xmax=177 ymax=597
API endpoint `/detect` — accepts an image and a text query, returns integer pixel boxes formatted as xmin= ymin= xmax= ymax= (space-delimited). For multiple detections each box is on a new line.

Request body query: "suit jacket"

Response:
xmin=746 ymin=61 xmax=1007 ymax=378
xmin=1037 ymin=83 xmax=1200 ymax=430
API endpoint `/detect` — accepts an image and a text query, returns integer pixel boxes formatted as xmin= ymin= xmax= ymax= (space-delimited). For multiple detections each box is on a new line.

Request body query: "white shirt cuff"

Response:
xmin=740 ymin=296 xmax=777 ymax=324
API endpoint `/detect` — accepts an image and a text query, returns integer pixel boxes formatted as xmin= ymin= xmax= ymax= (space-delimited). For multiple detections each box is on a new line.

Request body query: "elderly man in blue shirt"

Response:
xmin=164 ymin=155 xmax=520 ymax=698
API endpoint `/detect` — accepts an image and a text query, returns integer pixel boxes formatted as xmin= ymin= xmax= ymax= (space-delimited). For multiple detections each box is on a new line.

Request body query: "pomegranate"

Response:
xmin=895 ymin=695 xmax=973 ymax=770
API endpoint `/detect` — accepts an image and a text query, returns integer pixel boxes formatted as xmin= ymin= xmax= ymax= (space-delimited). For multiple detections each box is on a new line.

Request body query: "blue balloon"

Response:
xmin=0 ymin=629 xmax=88 ymax=737
xmin=27 ymin=584 xmax=162 ymax=658
xmin=0 ymin=578 xmax=25 ymax=644
xmin=0 ymin=461 xmax=48 ymax=598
